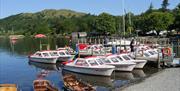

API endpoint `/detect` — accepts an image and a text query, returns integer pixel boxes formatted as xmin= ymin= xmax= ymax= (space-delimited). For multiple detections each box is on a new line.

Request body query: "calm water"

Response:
xmin=0 ymin=37 xmax=174 ymax=91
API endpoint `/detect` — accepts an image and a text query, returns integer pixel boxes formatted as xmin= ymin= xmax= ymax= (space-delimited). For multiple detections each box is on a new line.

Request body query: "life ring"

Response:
xmin=162 ymin=47 xmax=171 ymax=56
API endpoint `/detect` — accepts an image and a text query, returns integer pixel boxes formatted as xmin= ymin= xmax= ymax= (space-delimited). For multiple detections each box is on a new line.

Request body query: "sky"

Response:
xmin=0 ymin=0 xmax=179 ymax=19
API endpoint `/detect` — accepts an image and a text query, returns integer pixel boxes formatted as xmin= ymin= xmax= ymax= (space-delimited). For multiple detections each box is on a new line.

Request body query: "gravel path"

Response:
xmin=121 ymin=68 xmax=180 ymax=91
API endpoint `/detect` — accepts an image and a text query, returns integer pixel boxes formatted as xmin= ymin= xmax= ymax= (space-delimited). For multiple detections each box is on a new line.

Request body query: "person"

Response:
xmin=130 ymin=39 xmax=135 ymax=52
xmin=104 ymin=36 xmax=108 ymax=45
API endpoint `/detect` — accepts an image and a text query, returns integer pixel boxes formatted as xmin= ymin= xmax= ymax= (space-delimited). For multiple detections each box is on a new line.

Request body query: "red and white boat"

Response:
xmin=117 ymin=54 xmax=147 ymax=68
xmin=29 ymin=50 xmax=74 ymax=64
xmin=96 ymin=55 xmax=136 ymax=72
xmin=78 ymin=44 xmax=111 ymax=56
xmin=28 ymin=50 xmax=60 ymax=64
xmin=63 ymin=57 xmax=115 ymax=76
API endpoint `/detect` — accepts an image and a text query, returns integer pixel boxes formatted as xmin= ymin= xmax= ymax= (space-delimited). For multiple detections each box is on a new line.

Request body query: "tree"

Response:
xmin=143 ymin=12 xmax=174 ymax=35
xmin=161 ymin=0 xmax=169 ymax=11
xmin=35 ymin=22 xmax=52 ymax=34
xmin=146 ymin=2 xmax=154 ymax=13
xmin=173 ymin=4 xmax=180 ymax=33
xmin=95 ymin=13 xmax=116 ymax=34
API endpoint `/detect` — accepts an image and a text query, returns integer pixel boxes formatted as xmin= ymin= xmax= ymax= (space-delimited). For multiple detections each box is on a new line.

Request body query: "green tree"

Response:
xmin=95 ymin=13 xmax=116 ymax=34
xmin=143 ymin=12 xmax=174 ymax=35
xmin=161 ymin=0 xmax=169 ymax=11
xmin=35 ymin=22 xmax=52 ymax=34
xmin=146 ymin=2 xmax=154 ymax=14
xmin=173 ymin=4 xmax=180 ymax=33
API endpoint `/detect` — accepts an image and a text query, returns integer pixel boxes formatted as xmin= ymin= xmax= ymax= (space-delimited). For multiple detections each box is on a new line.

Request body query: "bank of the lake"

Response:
xmin=121 ymin=68 xmax=180 ymax=91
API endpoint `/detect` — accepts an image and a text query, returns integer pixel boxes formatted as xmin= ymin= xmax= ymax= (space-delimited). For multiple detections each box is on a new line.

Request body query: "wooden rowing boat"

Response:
xmin=33 ymin=79 xmax=58 ymax=91
xmin=63 ymin=74 xmax=95 ymax=91
xmin=0 ymin=84 xmax=17 ymax=91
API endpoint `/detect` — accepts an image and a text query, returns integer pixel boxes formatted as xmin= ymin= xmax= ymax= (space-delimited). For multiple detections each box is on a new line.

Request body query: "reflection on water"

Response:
xmin=0 ymin=37 xmax=168 ymax=91
xmin=28 ymin=61 xmax=59 ymax=71
xmin=132 ymin=69 xmax=146 ymax=78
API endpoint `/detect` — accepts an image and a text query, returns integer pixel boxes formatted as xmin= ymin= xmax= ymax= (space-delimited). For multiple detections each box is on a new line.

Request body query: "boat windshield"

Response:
xmin=103 ymin=58 xmax=111 ymax=63
xmin=128 ymin=55 xmax=133 ymax=59
xmin=117 ymin=56 xmax=123 ymax=61
xmin=50 ymin=52 xmax=59 ymax=56
xmin=59 ymin=52 xmax=65 ymax=55
xmin=35 ymin=53 xmax=42 ymax=57
xmin=144 ymin=53 xmax=150 ymax=57
xmin=42 ymin=53 xmax=50 ymax=57
xmin=152 ymin=51 xmax=158 ymax=54
xmin=96 ymin=59 xmax=104 ymax=65
xmin=75 ymin=60 xmax=89 ymax=66
xmin=65 ymin=51 xmax=70 ymax=55
xmin=122 ymin=55 xmax=131 ymax=60
xmin=110 ymin=57 xmax=119 ymax=63
xmin=88 ymin=60 xmax=99 ymax=66
xmin=148 ymin=51 xmax=154 ymax=55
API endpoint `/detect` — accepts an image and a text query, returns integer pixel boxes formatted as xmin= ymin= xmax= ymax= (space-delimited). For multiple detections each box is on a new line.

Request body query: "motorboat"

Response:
xmin=62 ymin=70 xmax=113 ymax=87
xmin=28 ymin=50 xmax=60 ymax=64
xmin=0 ymin=84 xmax=18 ymax=91
xmin=33 ymin=79 xmax=58 ymax=91
xmin=63 ymin=74 xmax=95 ymax=91
xmin=63 ymin=57 xmax=115 ymax=76
xmin=96 ymin=55 xmax=136 ymax=71
xmin=132 ymin=45 xmax=162 ymax=62
xmin=117 ymin=54 xmax=147 ymax=68
xmin=57 ymin=47 xmax=76 ymax=55
xmin=78 ymin=44 xmax=111 ymax=56
xmin=56 ymin=50 xmax=75 ymax=62
xmin=134 ymin=49 xmax=160 ymax=62
xmin=29 ymin=50 xmax=74 ymax=64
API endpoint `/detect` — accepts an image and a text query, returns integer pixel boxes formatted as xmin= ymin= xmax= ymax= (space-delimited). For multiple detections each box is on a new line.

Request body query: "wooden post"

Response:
xmin=78 ymin=39 xmax=79 ymax=44
xmin=85 ymin=38 xmax=87 ymax=44
xmin=98 ymin=38 xmax=100 ymax=44
xmin=157 ymin=49 xmax=161 ymax=68
xmin=89 ymin=38 xmax=91 ymax=44
xmin=95 ymin=38 xmax=97 ymax=44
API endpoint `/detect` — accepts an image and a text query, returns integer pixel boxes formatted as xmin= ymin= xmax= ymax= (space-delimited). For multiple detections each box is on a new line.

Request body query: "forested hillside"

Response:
xmin=0 ymin=1 xmax=180 ymax=36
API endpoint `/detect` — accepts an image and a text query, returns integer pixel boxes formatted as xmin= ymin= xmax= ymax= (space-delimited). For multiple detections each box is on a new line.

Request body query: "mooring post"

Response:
xmin=157 ymin=49 xmax=161 ymax=68
xmin=95 ymin=38 xmax=97 ymax=44
xmin=98 ymin=38 xmax=100 ymax=44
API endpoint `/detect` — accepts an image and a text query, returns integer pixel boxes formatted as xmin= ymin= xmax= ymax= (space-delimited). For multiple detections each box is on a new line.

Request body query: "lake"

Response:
xmin=0 ymin=37 xmax=177 ymax=91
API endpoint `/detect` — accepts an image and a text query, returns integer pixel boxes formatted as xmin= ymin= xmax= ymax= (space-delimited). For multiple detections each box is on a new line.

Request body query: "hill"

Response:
xmin=0 ymin=9 xmax=88 ymax=35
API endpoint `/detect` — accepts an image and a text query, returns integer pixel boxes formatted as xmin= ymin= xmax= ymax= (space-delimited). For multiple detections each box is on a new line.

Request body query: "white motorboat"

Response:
xmin=78 ymin=44 xmax=111 ymax=56
xmin=28 ymin=50 xmax=59 ymax=64
xmin=117 ymin=54 xmax=147 ymax=68
xmin=56 ymin=50 xmax=75 ymax=62
xmin=96 ymin=55 xmax=136 ymax=71
xmin=63 ymin=57 xmax=115 ymax=76
xmin=134 ymin=49 xmax=160 ymax=62
xmin=57 ymin=47 xmax=76 ymax=55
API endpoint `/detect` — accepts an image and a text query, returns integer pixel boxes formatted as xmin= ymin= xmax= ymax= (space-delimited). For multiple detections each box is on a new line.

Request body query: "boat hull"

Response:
xmin=58 ymin=55 xmax=75 ymax=62
xmin=63 ymin=66 xmax=114 ymax=76
xmin=132 ymin=60 xmax=147 ymax=68
xmin=29 ymin=57 xmax=58 ymax=64
xmin=108 ymin=64 xmax=136 ymax=72
xmin=136 ymin=57 xmax=158 ymax=62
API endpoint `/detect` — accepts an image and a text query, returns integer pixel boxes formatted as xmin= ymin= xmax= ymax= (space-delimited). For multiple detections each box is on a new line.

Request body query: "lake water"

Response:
xmin=0 ymin=37 xmax=177 ymax=91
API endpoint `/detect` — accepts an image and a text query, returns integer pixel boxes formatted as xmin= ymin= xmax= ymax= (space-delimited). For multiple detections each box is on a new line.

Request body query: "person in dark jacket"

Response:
xmin=130 ymin=39 xmax=135 ymax=52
